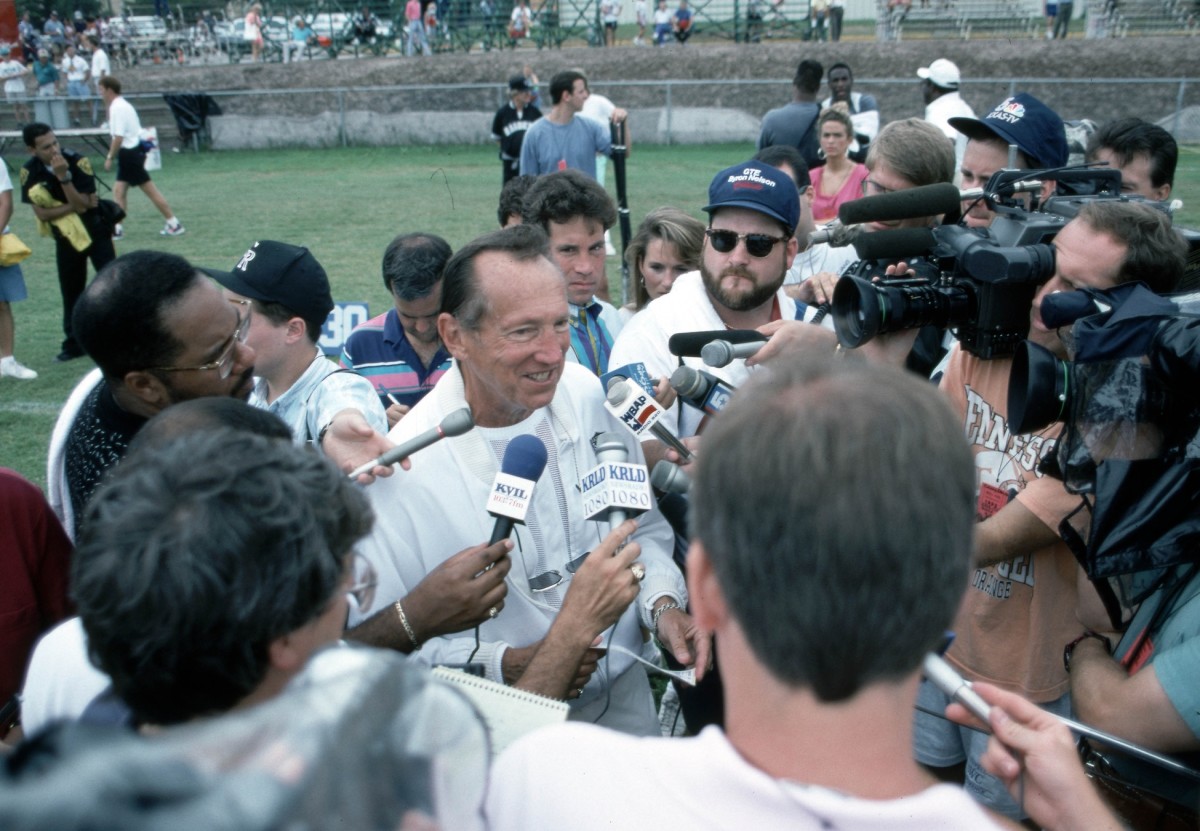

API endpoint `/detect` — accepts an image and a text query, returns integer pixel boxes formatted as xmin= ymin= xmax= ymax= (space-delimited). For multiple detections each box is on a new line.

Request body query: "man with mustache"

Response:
xmin=610 ymin=160 xmax=819 ymax=466
xmin=61 ymin=251 xmax=259 ymax=537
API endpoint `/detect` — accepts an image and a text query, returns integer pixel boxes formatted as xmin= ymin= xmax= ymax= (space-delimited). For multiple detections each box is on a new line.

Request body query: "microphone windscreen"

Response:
xmin=440 ymin=408 xmax=475 ymax=437
xmin=838 ymin=183 xmax=962 ymax=226
xmin=852 ymin=228 xmax=937 ymax=262
xmin=501 ymin=434 xmax=548 ymax=481
xmin=669 ymin=329 xmax=767 ymax=357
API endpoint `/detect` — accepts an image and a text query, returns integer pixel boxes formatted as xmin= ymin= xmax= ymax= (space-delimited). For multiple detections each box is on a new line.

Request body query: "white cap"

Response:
xmin=917 ymin=58 xmax=961 ymax=89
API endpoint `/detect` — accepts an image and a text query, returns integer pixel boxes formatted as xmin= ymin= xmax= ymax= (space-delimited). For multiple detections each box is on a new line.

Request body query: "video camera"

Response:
xmin=830 ymin=167 xmax=1160 ymax=360
xmin=1007 ymin=282 xmax=1200 ymax=579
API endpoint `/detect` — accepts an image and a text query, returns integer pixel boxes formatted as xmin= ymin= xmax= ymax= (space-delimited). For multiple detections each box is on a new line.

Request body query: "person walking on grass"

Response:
xmin=99 ymin=76 xmax=184 ymax=239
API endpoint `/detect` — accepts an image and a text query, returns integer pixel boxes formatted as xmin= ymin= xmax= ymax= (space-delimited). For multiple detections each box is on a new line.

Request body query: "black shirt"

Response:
xmin=64 ymin=379 xmax=148 ymax=537
xmin=20 ymin=148 xmax=105 ymax=237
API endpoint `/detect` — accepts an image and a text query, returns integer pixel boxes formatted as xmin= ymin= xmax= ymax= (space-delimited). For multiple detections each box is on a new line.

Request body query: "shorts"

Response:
xmin=5 ymin=87 xmax=25 ymax=102
xmin=116 ymin=146 xmax=151 ymax=187
xmin=0 ymin=263 xmax=28 ymax=302
xmin=605 ymin=19 xmax=618 ymax=28
xmin=912 ymin=677 xmax=1072 ymax=820
xmin=67 ymin=80 xmax=89 ymax=98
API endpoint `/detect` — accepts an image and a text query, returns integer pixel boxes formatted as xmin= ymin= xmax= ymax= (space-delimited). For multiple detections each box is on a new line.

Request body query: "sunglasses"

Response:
xmin=705 ymin=228 xmax=788 ymax=258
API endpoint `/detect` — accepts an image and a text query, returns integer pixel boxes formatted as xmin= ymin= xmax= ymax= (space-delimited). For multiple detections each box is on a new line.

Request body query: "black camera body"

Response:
xmin=831 ymin=167 xmax=1139 ymax=360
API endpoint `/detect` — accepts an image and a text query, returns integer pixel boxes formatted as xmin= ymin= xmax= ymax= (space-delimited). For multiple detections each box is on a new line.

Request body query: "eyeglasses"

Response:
xmin=705 ymin=228 xmax=788 ymax=258
xmin=862 ymin=178 xmax=898 ymax=197
xmin=147 ymin=299 xmax=251 ymax=380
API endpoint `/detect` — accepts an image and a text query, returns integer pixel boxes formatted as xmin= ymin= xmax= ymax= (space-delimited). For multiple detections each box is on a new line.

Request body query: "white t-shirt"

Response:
xmin=61 ymin=54 xmax=88 ymax=82
xmin=487 ymin=723 xmax=1009 ymax=830
xmin=108 ymin=94 xmax=142 ymax=149
xmin=0 ymin=59 xmax=26 ymax=94
xmin=91 ymin=48 xmax=110 ymax=84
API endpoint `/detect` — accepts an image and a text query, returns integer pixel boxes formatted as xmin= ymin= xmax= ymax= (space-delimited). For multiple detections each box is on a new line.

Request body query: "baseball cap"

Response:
xmin=508 ymin=75 xmax=533 ymax=92
xmin=916 ymin=58 xmax=960 ymax=89
xmin=703 ymin=161 xmax=799 ymax=231
xmin=949 ymin=92 xmax=1069 ymax=170
xmin=204 ymin=241 xmax=333 ymax=324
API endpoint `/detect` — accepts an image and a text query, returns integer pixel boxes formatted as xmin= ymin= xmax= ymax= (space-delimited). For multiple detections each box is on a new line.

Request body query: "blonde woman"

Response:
xmin=809 ymin=108 xmax=868 ymax=224
xmin=621 ymin=206 xmax=704 ymax=321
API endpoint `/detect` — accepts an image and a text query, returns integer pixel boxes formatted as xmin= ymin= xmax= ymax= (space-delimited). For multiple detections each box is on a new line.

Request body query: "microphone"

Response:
xmin=348 ymin=408 xmax=474 ymax=479
xmin=852 ymin=228 xmax=937 ymax=263
xmin=807 ymin=219 xmax=861 ymax=248
xmin=604 ymin=379 xmax=695 ymax=462
xmin=702 ymin=339 xmax=762 ymax=368
xmin=486 ymin=434 xmax=548 ymax=545
xmin=670 ymin=366 xmax=736 ymax=416
xmin=650 ymin=461 xmax=691 ymax=495
xmin=580 ymin=432 xmax=653 ymax=526
xmin=668 ymin=329 xmax=767 ymax=358
xmin=837 ymin=182 xmax=962 ymax=226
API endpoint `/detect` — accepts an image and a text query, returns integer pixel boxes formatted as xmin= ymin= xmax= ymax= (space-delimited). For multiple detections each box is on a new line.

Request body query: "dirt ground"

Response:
xmin=120 ymin=35 xmax=1200 ymax=128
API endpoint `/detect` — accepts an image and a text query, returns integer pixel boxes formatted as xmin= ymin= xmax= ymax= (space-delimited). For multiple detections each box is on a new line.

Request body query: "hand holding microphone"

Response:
xmin=486 ymin=434 xmax=548 ymax=545
xmin=348 ymin=408 xmax=474 ymax=479
xmin=604 ymin=378 xmax=694 ymax=462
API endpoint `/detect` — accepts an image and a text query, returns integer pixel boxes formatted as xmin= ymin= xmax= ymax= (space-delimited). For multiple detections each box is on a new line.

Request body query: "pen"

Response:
xmin=387 ymin=393 xmax=402 ymax=407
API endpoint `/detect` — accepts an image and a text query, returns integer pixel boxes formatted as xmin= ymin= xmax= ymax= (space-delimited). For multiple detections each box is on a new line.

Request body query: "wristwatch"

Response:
xmin=1063 ymin=630 xmax=1112 ymax=673
xmin=57 ymin=171 xmax=72 ymax=184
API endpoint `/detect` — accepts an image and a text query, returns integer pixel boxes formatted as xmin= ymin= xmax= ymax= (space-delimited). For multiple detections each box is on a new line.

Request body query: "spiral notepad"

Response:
xmin=432 ymin=666 xmax=569 ymax=755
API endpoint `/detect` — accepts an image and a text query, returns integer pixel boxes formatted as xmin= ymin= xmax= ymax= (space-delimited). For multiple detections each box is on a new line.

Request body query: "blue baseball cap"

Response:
xmin=949 ymin=92 xmax=1068 ymax=170
xmin=703 ymin=161 xmax=800 ymax=231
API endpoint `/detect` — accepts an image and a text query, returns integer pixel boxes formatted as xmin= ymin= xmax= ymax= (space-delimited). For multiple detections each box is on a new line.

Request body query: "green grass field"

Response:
xmin=2 ymin=141 xmax=1198 ymax=489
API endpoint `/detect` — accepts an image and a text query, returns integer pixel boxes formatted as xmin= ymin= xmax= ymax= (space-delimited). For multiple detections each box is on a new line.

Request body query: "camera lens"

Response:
xmin=832 ymin=276 xmax=970 ymax=349
xmin=1009 ymin=340 xmax=1071 ymax=435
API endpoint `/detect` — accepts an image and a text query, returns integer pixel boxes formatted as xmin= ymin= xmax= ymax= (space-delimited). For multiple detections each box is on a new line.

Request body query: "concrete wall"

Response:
xmin=209 ymin=106 xmax=763 ymax=149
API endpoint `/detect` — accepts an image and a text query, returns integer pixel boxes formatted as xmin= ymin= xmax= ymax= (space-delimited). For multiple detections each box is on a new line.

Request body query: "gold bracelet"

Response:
xmin=394 ymin=599 xmax=420 ymax=650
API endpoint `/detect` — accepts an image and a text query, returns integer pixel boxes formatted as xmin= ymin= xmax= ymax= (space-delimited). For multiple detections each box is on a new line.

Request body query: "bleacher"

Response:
xmin=1093 ymin=0 xmax=1198 ymax=36
xmin=879 ymin=0 xmax=1041 ymax=39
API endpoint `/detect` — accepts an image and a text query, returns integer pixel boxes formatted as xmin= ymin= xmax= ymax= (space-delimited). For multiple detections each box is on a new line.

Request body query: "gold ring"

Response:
xmin=487 ymin=606 xmax=499 ymax=619
xmin=630 ymin=563 xmax=646 ymax=582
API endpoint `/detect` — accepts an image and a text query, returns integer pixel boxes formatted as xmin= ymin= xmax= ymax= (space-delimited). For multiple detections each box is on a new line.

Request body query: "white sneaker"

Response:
xmin=0 ymin=356 xmax=38 ymax=379
xmin=161 ymin=222 xmax=186 ymax=237
xmin=112 ymin=223 xmax=124 ymax=240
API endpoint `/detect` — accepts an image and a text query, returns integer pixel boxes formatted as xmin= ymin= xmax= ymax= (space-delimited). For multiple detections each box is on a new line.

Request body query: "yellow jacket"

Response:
xmin=26 ymin=183 xmax=92 ymax=253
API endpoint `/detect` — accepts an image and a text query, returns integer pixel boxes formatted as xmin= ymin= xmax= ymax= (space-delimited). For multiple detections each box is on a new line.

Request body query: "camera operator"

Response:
xmin=951 ymin=93 xmax=1067 ymax=230
xmin=905 ymin=199 xmax=1186 ymax=821
xmin=758 ymin=119 xmax=957 ymax=373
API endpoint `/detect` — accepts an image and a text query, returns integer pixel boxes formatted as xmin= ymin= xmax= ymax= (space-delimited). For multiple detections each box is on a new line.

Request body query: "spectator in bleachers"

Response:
xmin=0 ymin=46 xmax=32 ymax=125
xmin=918 ymin=58 xmax=975 ymax=171
xmin=1053 ymin=0 xmax=1074 ymax=38
xmin=821 ymin=62 xmax=879 ymax=163
xmin=672 ymin=0 xmax=694 ymax=43
xmin=950 ymin=92 xmax=1066 ymax=229
xmin=1086 ymin=116 xmax=1176 ymax=202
